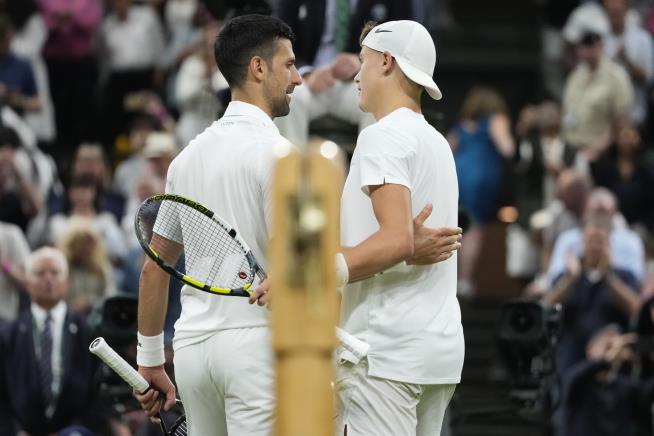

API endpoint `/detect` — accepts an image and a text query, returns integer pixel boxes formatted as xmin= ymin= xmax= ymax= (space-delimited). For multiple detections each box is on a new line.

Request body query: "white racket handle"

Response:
xmin=89 ymin=337 xmax=150 ymax=394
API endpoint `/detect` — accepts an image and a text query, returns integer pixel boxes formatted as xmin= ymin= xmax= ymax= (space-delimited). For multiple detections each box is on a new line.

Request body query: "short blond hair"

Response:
xmin=25 ymin=246 xmax=69 ymax=278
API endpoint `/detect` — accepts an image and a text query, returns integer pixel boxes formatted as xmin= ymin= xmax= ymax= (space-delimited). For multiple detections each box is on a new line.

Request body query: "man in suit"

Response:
xmin=274 ymin=0 xmax=414 ymax=146
xmin=0 ymin=247 xmax=108 ymax=435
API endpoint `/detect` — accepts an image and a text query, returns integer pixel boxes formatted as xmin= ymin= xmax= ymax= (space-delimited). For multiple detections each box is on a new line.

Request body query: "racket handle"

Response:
xmin=89 ymin=337 xmax=150 ymax=394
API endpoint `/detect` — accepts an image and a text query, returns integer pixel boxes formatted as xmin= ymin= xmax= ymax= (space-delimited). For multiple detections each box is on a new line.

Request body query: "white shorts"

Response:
xmin=174 ymin=327 xmax=274 ymax=436
xmin=334 ymin=359 xmax=456 ymax=436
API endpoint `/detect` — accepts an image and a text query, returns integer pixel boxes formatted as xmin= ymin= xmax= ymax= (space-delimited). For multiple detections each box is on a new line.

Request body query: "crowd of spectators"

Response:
xmin=0 ymin=0 xmax=652 ymax=435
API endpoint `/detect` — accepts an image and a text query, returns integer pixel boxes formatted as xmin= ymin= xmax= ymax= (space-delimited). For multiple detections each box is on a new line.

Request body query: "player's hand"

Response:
xmin=408 ymin=203 xmax=462 ymax=265
xmin=135 ymin=366 xmax=176 ymax=421
xmin=331 ymin=53 xmax=360 ymax=81
xmin=305 ymin=67 xmax=336 ymax=94
xmin=249 ymin=277 xmax=271 ymax=308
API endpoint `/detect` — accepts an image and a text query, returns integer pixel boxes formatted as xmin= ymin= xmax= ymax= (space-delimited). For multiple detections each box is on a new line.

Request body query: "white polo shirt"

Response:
xmin=165 ymin=101 xmax=283 ymax=352
xmin=340 ymin=107 xmax=465 ymax=385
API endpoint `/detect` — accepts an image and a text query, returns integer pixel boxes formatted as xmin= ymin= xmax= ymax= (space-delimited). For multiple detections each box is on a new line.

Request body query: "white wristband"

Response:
xmin=335 ymin=252 xmax=349 ymax=294
xmin=136 ymin=332 xmax=165 ymax=367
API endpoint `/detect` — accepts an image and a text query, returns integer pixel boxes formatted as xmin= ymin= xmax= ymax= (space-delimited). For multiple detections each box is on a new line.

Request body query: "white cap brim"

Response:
xmin=395 ymin=56 xmax=442 ymax=100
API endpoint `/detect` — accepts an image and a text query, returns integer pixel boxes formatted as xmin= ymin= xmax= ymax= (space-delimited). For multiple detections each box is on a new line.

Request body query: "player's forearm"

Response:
xmin=137 ymin=258 xmax=170 ymax=336
xmin=542 ymin=272 xmax=577 ymax=306
xmin=342 ymin=228 xmax=413 ymax=282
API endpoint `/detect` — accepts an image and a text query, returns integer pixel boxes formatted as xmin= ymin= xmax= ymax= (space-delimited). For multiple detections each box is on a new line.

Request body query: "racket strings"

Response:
xmin=139 ymin=199 xmax=254 ymax=289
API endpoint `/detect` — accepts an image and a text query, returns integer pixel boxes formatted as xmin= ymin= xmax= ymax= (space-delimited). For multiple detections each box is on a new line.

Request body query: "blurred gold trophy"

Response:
xmin=270 ymin=140 xmax=344 ymax=436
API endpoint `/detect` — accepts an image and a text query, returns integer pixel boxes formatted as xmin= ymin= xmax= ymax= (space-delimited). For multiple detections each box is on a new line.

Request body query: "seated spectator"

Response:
xmin=99 ymin=0 xmax=166 ymax=149
xmin=73 ymin=143 xmax=125 ymax=220
xmin=542 ymin=213 xmax=641 ymax=372
xmin=561 ymin=325 xmax=654 ymax=436
xmin=0 ymin=14 xmax=40 ymax=114
xmin=0 ymin=247 xmax=112 ymax=434
xmin=538 ymin=169 xmax=592 ymax=281
xmin=547 ymin=188 xmax=646 ymax=288
xmin=112 ymin=113 xmax=160 ymax=199
xmin=48 ymin=173 xmax=126 ymax=264
xmin=602 ymin=0 xmax=654 ymax=127
xmin=57 ymin=218 xmax=115 ymax=315
xmin=0 ymin=222 xmax=29 ymax=325
xmin=508 ymin=101 xmax=577 ymax=279
xmin=562 ymin=27 xmax=634 ymax=164
xmin=274 ymin=0 xmax=413 ymax=147
xmin=175 ymin=17 xmax=227 ymax=147
xmin=591 ymin=120 xmax=654 ymax=233
xmin=0 ymin=125 xmax=41 ymax=232
xmin=8 ymin=0 xmax=56 ymax=143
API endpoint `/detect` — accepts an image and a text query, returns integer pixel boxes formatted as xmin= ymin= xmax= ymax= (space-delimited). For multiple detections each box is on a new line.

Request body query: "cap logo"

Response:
xmin=374 ymin=28 xmax=392 ymax=33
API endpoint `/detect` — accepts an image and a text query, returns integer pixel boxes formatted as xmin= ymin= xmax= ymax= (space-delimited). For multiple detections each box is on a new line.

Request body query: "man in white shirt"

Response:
xmin=335 ymin=21 xmax=465 ymax=436
xmin=134 ymin=14 xmax=303 ymax=436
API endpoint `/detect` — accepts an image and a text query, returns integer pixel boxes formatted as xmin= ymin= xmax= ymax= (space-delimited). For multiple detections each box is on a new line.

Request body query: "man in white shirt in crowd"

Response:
xmin=334 ymin=20 xmax=465 ymax=436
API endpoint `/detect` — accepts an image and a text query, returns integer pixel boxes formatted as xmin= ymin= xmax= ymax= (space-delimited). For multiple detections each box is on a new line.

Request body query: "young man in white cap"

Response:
xmin=333 ymin=20 xmax=465 ymax=436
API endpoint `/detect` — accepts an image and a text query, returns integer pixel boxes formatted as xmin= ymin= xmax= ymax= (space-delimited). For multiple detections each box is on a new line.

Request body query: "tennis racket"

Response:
xmin=89 ymin=337 xmax=187 ymax=436
xmin=135 ymin=193 xmax=267 ymax=297
xmin=135 ymin=194 xmax=369 ymax=359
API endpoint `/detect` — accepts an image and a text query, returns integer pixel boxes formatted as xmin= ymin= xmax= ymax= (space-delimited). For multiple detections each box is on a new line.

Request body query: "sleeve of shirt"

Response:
xmin=356 ymin=126 xmax=414 ymax=197
xmin=153 ymin=160 xmax=182 ymax=243
xmin=257 ymin=146 xmax=280 ymax=235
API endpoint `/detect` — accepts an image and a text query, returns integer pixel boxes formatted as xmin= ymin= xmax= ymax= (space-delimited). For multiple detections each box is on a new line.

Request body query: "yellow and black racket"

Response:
xmin=135 ymin=194 xmax=266 ymax=297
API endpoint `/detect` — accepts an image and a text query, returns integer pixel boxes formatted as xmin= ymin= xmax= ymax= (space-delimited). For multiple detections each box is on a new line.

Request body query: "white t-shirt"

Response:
xmin=164 ymin=101 xmax=283 ymax=352
xmin=339 ymin=108 xmax=465 ymax=385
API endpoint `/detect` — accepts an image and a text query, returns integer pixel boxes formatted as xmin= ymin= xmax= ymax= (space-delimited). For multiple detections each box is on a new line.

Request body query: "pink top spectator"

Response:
xmin=39 ymin=0 xmax=101 ymax=60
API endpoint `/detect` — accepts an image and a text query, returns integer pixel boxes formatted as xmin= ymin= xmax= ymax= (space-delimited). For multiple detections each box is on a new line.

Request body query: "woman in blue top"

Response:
xmin=450 ymin=86 xmax=515 ymax=297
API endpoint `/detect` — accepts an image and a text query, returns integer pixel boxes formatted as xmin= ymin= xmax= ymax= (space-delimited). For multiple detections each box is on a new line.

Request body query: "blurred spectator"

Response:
xmin=57 ymin=218 xmax=115 ymax=315
xmin=112 ymin=113 xmax=160 ymax=199
xmin=602 ymin=0 xmax=654 ymax=126
xmin=0 ymin=125 xmax=42 ymax=232
xmin=547 ymin=188 xmax=646 ymax=289
xmin=561 ymin=0 xmax=641 ymax=69
xmin=543 ymin=213 xmax=641 ymax=372
xmin=274 ymin=0 xmax=413 ymax=147
xmin=100 ymin=0 xmax=166 ymax=151
xmin=591 ymin=120 xmax=654 ymax=233
xmin=562 ymin=28 xmax=634 ymax=163
xmin=71 ymin=143 xmax=125 ymax=222
xmin=7 ymin=0 xmax=56 ymax=142
xmin=0 ymin=221 xmax=29 ymax=325
xmin=0 ymin=14 xmax=40 ymax=114
xmin=507 ymin=101 xmax=577 ymax=279
xmin=561 ymin=325 xmax=653 ymax=436
xmin=449 ymin=86 xmax=515 ymax=296
xmin=39 ymin=0 xmax=101 ymax=161
xmin=175 ymin=17 xmax=227 ymax=146
xmin=160 ymin=0 xmax=202 ymax=107
xmin=47 ymin=173 xmax=126 ymax=264
xmin=0 ymin=247 xmax=111 ymax=435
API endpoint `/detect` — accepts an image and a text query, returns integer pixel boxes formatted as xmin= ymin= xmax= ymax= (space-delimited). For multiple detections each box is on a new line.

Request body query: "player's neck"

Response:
xmin=231 ymin=88 xmax=274 ymax=119
xmin=371 ymin=93 xmax=421 ymax=121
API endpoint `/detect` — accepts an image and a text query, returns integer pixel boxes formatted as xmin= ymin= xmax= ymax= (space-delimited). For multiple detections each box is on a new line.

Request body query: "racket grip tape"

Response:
xmin=89 ymin=337 xmax=151 ymax=394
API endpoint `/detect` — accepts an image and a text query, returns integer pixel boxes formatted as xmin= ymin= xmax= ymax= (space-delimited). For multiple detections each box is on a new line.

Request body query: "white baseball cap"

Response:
xmin=361 ymin=20 xmax=442 ymax=100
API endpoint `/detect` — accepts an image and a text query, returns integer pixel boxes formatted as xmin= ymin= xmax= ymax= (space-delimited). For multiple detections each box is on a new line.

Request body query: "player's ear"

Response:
xmin=381 ymin=51 xmax=394 ymax=74
xmin=249 ymin=55 xmax=267 ymax=82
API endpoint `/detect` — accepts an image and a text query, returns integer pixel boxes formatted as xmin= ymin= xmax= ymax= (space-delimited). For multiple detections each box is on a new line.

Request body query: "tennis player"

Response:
xmin=134 ymin=14 xmax=302 ymax=436
xmin=333 ymin=21 xmax=465 ymax=436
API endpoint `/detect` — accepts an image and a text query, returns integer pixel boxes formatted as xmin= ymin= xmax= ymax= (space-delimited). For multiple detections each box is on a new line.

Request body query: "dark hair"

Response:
xmin=214 ymin=14 xmax=295 ymax=89
xmin=0 ymin=126 xmax=22 ymax=149
xmin=65 ymin=173 xmax=102 ymax=214
xmin=4 ymin=0 xmax=37 ymax=30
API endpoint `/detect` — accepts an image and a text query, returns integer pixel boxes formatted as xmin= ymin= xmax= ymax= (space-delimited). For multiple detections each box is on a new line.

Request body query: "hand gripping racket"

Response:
xmin=135 ymin=193 xmax=267 ymax=297
xmin=89 ymin=337 xmax=187 ymax=436
xmin=135 ymin=194 xmax=369 ymax=359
